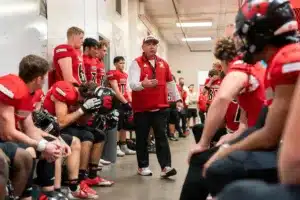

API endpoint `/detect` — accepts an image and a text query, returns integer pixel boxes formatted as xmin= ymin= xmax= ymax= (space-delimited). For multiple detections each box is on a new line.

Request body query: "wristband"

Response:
xmin=37 ymin=139 xmax=49 ymax=152
xmin=220 ymin=143 xmax=230 ymax=150
xmin=77 ymin=108 xmax=84 ymax=115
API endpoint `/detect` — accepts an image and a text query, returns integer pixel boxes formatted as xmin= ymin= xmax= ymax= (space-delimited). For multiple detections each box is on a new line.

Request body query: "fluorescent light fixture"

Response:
xmin=0 ymin=3 xmax=38 ymax=16
xmin=182 ymin=37 xmax=212 ymax=42
xmin=176 ymin=22 xmax=212 ymax=27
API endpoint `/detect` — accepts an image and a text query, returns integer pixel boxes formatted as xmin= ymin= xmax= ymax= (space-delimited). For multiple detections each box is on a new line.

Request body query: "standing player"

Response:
xmin=51 ymin=27 xmax=86 ymax=86
xmin=107 ymin=56 xmax=136 ymax=156
xmin=202 ymin=69 xmax=221 ymax=110
xmin=96 ymin=40 xmax=109 ymax=86
xmin=83 ymin=38 xmax=99 ymax=84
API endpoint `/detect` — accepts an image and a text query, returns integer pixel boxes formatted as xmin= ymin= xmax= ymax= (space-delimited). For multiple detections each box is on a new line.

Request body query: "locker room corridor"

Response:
xmin=97 ymin=135 xmax=193 ymax=200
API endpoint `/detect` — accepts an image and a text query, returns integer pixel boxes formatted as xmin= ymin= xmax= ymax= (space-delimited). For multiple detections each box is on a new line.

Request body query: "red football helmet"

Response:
xmin=235 ymin=0 xmax=299 ymax=64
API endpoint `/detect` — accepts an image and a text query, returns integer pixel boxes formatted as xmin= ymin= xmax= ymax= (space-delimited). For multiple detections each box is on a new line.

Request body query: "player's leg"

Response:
xmin=180 ymin=147 xmax=219 ymax=200
xmin=1 ymin=142 xmax=33 ymax=199
xmin=0 ymin=149 xmax=8 ymax=200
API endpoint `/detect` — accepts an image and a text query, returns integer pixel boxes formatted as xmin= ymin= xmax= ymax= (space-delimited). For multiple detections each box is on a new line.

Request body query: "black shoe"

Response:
xmin=169 ymin=135 xmax=179 ymax=141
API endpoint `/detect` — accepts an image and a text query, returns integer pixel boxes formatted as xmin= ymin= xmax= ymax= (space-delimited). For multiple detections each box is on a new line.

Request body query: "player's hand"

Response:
xmin=43 ymin=141 xmax=62 ymax=162
xmin=188 ymin=143 xmax=209 ymax=164
xmin=82 ymin=97 xmax=102 ymax=113
xmin=122 ymin=102 xmax=132 ymax=111
xmin=142 ymin=75 xmax=158 ymax=88
xmin=202 ymin=147 xmax=232 ymax=178
xmin=62 ymin=143 xmax=72 ymax=157
xmin=215 ymin=134 xmax=234 ymax=146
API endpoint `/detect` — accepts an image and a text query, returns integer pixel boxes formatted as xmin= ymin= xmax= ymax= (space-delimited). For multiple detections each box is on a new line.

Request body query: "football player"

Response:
xmin=42 ymin=81 xmax=114 ymax=192
xmin=180 ymin=36 xmax=266 ymax=200
xmin=96 ymin=40 xmax=109 ymax=86
xmin=51 ymin=27 xmax=86 ymax=86
xmin=107 ymin=56 xmax=135 ymax=155
xmin=202 ymin=0 xmax=300 ymax=197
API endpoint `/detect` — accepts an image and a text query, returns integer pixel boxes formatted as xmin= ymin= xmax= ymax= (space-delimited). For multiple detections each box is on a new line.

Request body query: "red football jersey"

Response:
xmin=227 ymin=60 xmax=266 ymax=127
xmin=43 ymin=81 xmax=79 ymax=116
xmin=53 ymin=44 xmax=87 ymax=85
xmin=32 ymin=89 xmax=44 ymax=109
xmin=204 ymin=78 xmax=222 ymax=104
xmin=107 ymin=69 xmax=129 ymax=101
xmin=96 ymin=59 xmax=106 ymax=86
xmin=178 ymin=85 xmax=187 ymax=107
xmin=83 ymin=55 xmax=98 ymax=83
xmin=198 ymin=93 xmax=207 ymax=112
xmin=225 ymin=100 xmax=240 ymax=133
xmin=0 ymin=74 xmax=34 ymax=124
xmin=265 ymin=43 xmax=300 ymax=104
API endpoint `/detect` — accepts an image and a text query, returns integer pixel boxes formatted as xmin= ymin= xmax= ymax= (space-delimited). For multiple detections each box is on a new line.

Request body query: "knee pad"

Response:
xmin=21 ymin=158 xmax=36 ymax=198
xmin=92 ymin=128 xmax=106 ymax=143
xmin=36 ymin=160 xmax=55 ymax=187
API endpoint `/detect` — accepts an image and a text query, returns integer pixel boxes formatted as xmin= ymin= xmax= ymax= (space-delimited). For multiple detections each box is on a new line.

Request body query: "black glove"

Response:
xmin=122 ymin=102 xmax=132 ymax=112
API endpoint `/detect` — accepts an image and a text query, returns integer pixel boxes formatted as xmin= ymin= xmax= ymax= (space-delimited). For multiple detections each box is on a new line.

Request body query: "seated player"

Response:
xmin=42 ymin=81 xmax=114 ymax=190
xmin=82 ymin=38 xmax=111 ymax=166
xmin=200 ymin=0 xmax=300 ymax=197
xmin=192 ymin=100 xmax=246 ymax=146
xmin=107 ymin=56 xmax=136 ymax=155
xmin=32 ymin=89 xmax=92 ymax=199
xmin=0 ymin=150 xmax=8 ymax=200
xmin=180 ymin=37 xmax=266 ymax=200
xmin=0 ymin=55 xmax=69 ymax=200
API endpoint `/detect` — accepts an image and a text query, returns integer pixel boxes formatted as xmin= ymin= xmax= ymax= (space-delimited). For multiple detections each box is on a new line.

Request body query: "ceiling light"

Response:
xmin=0 ymin=2 xmax=38 ymax=16
xmin=176 ymin=22 xmax=212 ymax=27
xmin=182 ymin=37 xmax=212 ymax=42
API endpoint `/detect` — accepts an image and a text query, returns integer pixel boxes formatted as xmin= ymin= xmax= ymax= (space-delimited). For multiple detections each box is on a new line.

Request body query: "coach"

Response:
xmin=128 ymin=35 xmax=181 ymax=177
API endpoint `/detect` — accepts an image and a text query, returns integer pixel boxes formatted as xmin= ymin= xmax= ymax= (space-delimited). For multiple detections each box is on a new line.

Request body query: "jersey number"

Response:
xmin=78 ymin=63 xmax=86 ymax=83
xmin=208 ymin=88 xmax=218 ymax=101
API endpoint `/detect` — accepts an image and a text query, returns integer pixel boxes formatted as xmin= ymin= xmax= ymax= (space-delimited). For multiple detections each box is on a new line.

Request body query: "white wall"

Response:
xmin=47 ymin=0 xmax=168 ymax=71
xmin=0 ymin=0 xmax=47 ymax=75
xmin=168 ymin=44 xmax=215 ymax=90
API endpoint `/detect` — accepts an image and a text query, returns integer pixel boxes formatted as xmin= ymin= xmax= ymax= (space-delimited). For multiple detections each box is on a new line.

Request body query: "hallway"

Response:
xmin=97 ymin=136 xmax=193 ymax=200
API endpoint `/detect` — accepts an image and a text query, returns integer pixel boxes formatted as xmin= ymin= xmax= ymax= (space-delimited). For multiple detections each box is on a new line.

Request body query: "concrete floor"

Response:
xmin=97 ymin=136 xmax=193 ymax=200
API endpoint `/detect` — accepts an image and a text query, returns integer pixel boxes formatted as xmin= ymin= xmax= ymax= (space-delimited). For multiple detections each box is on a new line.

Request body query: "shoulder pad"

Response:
xmin=52 ymin=81 xmax=78 ymax=103
xmin=0 ymin=74 xmax=28 ymax=100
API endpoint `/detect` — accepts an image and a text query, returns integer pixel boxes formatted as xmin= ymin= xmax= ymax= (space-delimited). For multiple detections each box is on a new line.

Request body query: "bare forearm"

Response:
xmin=199 ymin=98 xmax=229 ymax=146
xmin=58 ymin=109 xmax=84 ymax=128
xmin=3 ymin=130 xmax=39 ymax=148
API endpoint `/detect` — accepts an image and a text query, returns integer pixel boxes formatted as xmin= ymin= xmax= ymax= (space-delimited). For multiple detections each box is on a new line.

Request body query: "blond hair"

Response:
xmin=99 ymin=40 xmax=109 ymax=48
xmin=67 ymin=26 xmax=84 ymax=38
xmin=214 ymin=37 xmax=237 ymax=62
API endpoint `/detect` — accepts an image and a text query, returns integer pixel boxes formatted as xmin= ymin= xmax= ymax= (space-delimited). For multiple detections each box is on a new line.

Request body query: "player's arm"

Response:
xmin=54 ymin=97 xmax=84 ymax=128
xmin=231 ymin=108 xmax=248 ymax=139
xmin=109 ymin=79 xmax=128 ymax=104
xmin=166 ymin=64 xmax=181 ymax=101
xmin=58 ymin=57 xmax=79 ymax=84
xmin=223 ymin=84 xmax=294 ymax=155
xmin=279 ymin=79 xmax=300 ymax=184
xmin=202 ymin=78 xmax=214 ymax=95
xmin=0 ymin=103 xmax=40 ymax=148
xmin=198 ymin=71 xmax=248 ymax=148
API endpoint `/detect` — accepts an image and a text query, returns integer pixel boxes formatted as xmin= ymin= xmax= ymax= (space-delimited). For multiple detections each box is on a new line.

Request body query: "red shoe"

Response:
xmin=76 ymin=181 xmax=98 ymax=199
xmin=83 ymin=176 xmax=114 ymax=187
